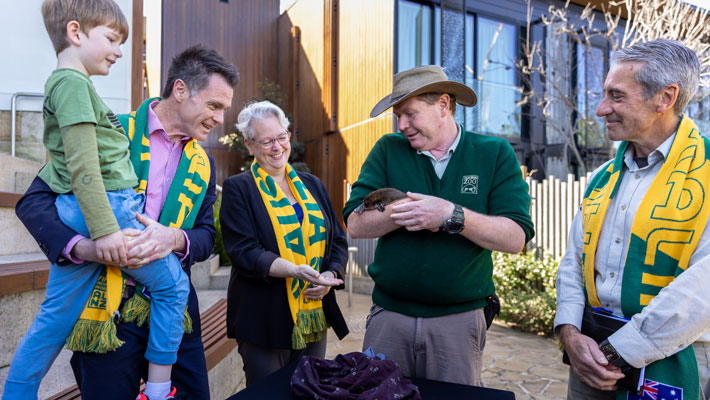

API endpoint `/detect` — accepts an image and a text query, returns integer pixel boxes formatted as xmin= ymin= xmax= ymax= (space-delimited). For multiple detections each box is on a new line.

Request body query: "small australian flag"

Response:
xmin=627 ymin=378 xmax=682 ymax=400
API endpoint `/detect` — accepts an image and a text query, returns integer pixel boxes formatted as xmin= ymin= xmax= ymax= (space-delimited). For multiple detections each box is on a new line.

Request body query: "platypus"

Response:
xmin=353 ymin=187 xmax=407 ymax=214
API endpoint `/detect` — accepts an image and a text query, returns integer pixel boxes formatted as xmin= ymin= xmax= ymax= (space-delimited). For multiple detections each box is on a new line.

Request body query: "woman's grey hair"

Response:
xmin=612 ymin=39 xmax=699 ymax=115
xmin=235 ymin=101 xmax=290 ymax=140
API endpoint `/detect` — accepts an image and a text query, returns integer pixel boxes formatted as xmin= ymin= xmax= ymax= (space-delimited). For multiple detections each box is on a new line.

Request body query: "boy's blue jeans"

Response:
xmin=3 ymin=189 xmax=189 ymax=400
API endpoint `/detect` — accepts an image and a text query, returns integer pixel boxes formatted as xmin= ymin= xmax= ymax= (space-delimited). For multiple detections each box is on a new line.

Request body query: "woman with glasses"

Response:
xmin=220 ymin=101 xmax=349 ymax=387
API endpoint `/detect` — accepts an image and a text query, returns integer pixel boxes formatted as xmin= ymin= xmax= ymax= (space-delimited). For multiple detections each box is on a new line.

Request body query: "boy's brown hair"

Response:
xmin=42 ymin=0 xmax=129 ymax=55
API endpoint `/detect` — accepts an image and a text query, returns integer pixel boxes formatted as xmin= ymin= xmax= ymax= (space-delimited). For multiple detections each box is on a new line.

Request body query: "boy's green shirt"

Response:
xmin=39 ymin=68 xmax=137 ymax=239
xmin=343 ymin=129 xmax=534 ymax=317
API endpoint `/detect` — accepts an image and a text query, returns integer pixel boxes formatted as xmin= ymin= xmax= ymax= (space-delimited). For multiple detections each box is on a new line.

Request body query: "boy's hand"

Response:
xmin=95 ymin=230 xmax=128 ymax=266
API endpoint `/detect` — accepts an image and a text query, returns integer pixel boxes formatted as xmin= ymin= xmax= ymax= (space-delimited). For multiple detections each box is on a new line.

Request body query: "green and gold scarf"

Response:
xmin=66 ymin=98 xmax=210 ymax=353
xmin=251 ymin=160 xmax=328 ymax=349
xmin=582 ymin=115 xmax=709 ymax=399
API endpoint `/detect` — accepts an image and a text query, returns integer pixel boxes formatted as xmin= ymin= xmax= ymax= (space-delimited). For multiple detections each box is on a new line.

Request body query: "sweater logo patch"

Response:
xmin=461 ymin=175 xmax=478 ymax=194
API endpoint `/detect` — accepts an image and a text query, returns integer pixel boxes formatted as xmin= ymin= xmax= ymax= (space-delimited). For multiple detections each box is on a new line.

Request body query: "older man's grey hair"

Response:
xmin=235 ymin=100 xmax=290 ymax=140
xmin=612 ymin=39 xmax=699 ymax=115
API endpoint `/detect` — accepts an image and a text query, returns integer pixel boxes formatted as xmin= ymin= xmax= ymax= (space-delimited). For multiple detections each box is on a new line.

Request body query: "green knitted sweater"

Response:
xmin=343 ymin=129 xmax=534 ymax=317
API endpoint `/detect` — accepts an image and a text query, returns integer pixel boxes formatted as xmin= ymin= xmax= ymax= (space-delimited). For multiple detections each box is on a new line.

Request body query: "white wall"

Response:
xmin=0 ymin=0 xmax=133 ymax=114
xmin=144 ymin=0 xmax=161 ymax=98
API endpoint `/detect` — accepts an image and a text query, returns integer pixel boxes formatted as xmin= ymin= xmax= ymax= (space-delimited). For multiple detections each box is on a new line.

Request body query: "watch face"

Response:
xmin=444 ymin=219 xmax=464 ymax=234
xmin=444 ymin=204 xmax=465 ymax=233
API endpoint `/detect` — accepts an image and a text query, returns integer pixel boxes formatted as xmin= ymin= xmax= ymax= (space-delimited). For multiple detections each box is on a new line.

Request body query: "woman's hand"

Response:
xmin=290 ymin=265 xmax=342 ymax=286
xmin=269 ymin=259 xmax=343 ymax=293
xmin=303 ymin=271 xmax=340 ymax=300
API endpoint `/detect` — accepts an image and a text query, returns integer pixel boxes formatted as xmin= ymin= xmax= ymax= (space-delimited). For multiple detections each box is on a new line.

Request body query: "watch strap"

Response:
xmin=442 ymin=204 xmax=465 ymax=234
xmin=600 ymin=339 xmax=629 ymax=370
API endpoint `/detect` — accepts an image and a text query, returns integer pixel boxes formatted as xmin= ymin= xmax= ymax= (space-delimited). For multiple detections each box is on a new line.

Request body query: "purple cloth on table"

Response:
xmin=290 ymin=352 xmax=422 ymax=399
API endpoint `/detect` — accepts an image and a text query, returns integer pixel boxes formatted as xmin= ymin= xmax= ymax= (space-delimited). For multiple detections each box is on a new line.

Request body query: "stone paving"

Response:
xmin=1 ymin=287 xmax=569 ymax=399
xmin=328 ymin=290 xmax=569 ymax=400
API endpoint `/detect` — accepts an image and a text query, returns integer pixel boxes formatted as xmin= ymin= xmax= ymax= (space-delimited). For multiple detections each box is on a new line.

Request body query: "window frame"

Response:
xmin=470 ymin=11 xmax=523 ymax=141
xmin=394 ymin=0 xmax=440 ymax=73
xmin=395 ymin=0 xmax=526 ymax=141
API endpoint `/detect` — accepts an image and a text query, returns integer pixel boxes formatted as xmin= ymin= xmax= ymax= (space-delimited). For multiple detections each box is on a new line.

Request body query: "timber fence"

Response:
xmin=526 ymin=173 xmax=591 ymax=260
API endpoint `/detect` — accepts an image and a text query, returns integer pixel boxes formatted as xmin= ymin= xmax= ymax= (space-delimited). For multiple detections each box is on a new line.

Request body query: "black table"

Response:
xmin=228 ymin=359 xmax=515 ymax=399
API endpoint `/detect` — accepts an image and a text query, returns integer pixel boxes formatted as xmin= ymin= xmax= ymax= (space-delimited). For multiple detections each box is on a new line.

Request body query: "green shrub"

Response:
xmin=212 ymin=193 xmax=231 ymax=266
xmin=492 ymin=251 xmax=558 ymax=336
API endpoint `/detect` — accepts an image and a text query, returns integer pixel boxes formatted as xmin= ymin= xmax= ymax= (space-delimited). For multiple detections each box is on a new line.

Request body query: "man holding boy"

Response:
xmin=6 ymin=1 xmax=203 ymax=399
xmin=555 ymin=39 xmax=710 ymax=399
xmin=14 ymin=11 xmax=238 ymax=400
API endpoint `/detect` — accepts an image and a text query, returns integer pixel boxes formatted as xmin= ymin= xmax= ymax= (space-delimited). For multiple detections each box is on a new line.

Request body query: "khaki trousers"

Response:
xmin=362 ymin=304 xmax=487 ymax=386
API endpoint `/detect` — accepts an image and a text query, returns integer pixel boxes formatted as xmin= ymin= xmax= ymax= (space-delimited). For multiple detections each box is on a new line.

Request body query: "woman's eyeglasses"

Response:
xmin=252 ymin=131 xmax=291 ymax=150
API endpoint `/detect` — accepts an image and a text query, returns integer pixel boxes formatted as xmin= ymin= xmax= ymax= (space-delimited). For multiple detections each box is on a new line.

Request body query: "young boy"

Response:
xmin=3 ymin=1 xmax=187 ymax=399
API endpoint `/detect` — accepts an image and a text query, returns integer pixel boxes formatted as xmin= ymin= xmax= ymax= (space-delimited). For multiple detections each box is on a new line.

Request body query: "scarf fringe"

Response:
xmin=66 ymin=317 xmax=124 ymax=353
xmin=120 ymin=291 xmax=193 ymax=334
xmin=120 ymin=292 xmax=151 ymax=326
xmin=291 ymin=308 xmax=327 ymax=349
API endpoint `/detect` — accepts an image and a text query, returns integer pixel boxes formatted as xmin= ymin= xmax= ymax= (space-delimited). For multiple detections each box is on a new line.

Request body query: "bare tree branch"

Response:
xmin=517 ymin=0 xmax=710 ymax=177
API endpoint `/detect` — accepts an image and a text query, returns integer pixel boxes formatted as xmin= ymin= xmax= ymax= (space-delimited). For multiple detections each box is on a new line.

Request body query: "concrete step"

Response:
xmin=0 ymin=154 xmax=43 ymax=193
xmin=0 ymin=154 xmax=44 ymax=259
xmin=0 ymin=252 xmax=46 ymax=264
xmin=191 ymin=254 xmax=219 ymax=290
xmin=208 ymin=266 xmax=231 ymax=290
xmin=0 ymin=206 xmax=42 ymax=257
xmin=0 ymin=111 xmax=46 ymax=166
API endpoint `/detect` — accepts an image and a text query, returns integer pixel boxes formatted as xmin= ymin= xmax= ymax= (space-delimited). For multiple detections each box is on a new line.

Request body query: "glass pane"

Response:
xmin=464 ymin=13 xmax=475 ymax=131
xmin=475 ymin=17 xmax=520 ymax=136
xmin=434 ymin=6 xmax=441 ymax=65
xmin=398 ymin=1 xmax=432 ymax=72
xmin=576 ymin=42 xmax=607 ymax=149
xmin=687 ymin=88 xmax=710 ymax=134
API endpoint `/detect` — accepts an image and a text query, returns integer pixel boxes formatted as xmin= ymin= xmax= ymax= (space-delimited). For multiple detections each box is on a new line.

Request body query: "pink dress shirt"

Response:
xmin=62 ymin=100 xmax=192 ymax=263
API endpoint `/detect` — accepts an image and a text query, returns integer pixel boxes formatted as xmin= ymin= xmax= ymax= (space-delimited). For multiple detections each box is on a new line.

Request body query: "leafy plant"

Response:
xmin=212 ymin=193 xmax=231 ymax=266
xmin=492 ymin=251 xmax=558 ymax=336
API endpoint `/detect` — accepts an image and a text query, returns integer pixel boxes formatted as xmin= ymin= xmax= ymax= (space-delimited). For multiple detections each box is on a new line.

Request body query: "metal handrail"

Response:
xmin=10 ymin=92 xmax=43 ymax=157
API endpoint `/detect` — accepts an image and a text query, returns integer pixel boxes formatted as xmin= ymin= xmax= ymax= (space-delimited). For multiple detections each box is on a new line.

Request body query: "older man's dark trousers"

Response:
xmin=70 ymin=288 xmax=210 ymax=400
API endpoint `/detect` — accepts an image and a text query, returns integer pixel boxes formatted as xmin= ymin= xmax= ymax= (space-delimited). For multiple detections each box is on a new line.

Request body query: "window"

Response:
xmin=397 ymin=1 xmax=440 ymax=72
xmin=397 ymin=1 xmax=521 ymax=136
xmin=686 ymin=87 xmax=710 ymax=134
xmin=473 ymin=17 xmax=520 ymax=137
xmin=464 ymin=13 xmax=475 ymax=131
xmin=574 ymin=41 xmax=608 ymax=149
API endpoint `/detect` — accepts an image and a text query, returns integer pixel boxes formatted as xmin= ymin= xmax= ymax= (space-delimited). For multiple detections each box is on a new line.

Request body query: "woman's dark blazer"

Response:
xmin=221 ymin=170 xmax=350 ymax=349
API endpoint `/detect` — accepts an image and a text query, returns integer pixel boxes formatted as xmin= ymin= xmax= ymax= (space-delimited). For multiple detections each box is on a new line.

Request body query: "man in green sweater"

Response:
xmin=343 ymin=65 xmax=534 ymax=386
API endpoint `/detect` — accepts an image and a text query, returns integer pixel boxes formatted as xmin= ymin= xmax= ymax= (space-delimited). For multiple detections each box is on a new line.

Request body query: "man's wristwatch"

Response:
xmin=599 ymin=339 xmax=630 ymax=371
xmin=441 ymin=203 xmax=465 ymax=234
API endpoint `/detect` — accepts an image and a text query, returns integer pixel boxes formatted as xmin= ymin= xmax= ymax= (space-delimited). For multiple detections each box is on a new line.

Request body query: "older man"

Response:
xmin=343 ymin=65 xmax=534 ymax=386
xmin=15 ymin=45 xmax=238 ymax=399
xmin=555 ymin=39 xmax=710 ymax=399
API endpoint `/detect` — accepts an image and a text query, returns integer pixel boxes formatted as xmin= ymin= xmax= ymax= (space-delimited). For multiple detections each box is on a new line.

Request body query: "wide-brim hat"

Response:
xmin=370 ymin=65 xmax=477 ymax=118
